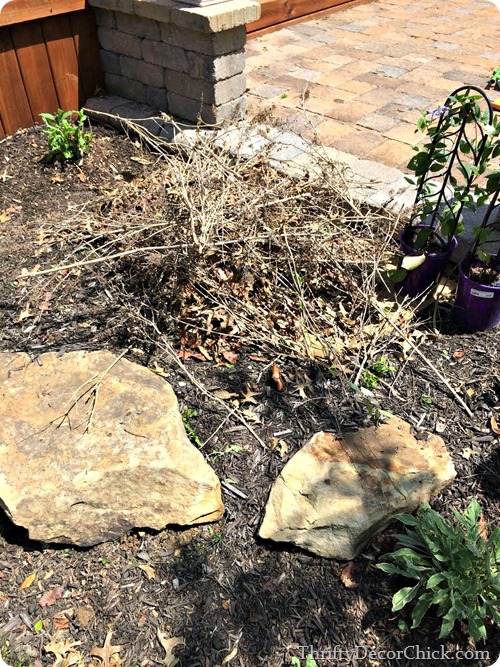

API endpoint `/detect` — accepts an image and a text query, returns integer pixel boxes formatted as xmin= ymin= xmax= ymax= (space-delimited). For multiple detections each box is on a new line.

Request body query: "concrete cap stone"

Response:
xmin=171 ymin=0 xmax=260 ymax=33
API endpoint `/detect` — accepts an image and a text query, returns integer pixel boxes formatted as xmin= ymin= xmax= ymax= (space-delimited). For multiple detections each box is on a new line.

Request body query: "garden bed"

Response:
xmin=0 ymin=119 xmax=499 ymax=667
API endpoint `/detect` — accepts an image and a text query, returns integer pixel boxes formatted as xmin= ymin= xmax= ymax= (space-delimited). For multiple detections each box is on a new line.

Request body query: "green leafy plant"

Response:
xmin=291 ymin=656 xmax=318 ymax=667
xmin=347 ymin=381 xmax=392 ymax=427
xmin=390 ymin=88 xmax=500 ymax=284
xmin=489 ymin=66 xmax=500 ymax=89
xmin=39 ymin=108 xmax=92 ymax=162
xmin=377 ymin=500 xmax=500 ymax=642
xmin=181 ymin=407 xmax=203 ymax=448
xmin=362 ymin=356 xmax=395 ymax=389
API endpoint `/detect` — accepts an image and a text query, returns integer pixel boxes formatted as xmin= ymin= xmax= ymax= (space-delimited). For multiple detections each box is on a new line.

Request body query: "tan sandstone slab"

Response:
xmin=259 ymin=417 xmax=456 ymax=559
xmin=0 ymin=351 xmax=223 ymax=546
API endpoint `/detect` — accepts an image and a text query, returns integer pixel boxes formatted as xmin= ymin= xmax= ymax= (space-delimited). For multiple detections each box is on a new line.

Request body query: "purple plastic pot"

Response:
xmin=452 ymin=257 xmax=500 ymax=332
xmin=396 ymin=226 xmax=458 ymax=298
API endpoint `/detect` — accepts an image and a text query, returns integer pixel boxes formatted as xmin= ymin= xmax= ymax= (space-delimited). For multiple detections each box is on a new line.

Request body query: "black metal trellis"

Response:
xmin=468 ymin=185 xmax=500 ymax=262
xmin=406 ymin=85 xmax=495 ymax=250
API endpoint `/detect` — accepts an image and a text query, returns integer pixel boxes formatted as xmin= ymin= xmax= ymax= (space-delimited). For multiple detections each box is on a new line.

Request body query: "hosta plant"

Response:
xmin=40 ymin=108 xmax=92 ymax=162
xmin=377 ymin=500 xmax=500 ymax=643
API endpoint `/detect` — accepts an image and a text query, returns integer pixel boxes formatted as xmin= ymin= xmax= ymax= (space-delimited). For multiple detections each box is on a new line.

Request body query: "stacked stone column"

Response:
xmin=88 ymin=0 xmax=260 ymax=123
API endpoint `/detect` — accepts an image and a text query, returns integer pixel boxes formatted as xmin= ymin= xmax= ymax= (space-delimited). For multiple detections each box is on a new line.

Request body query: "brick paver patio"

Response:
xmin=245 ymin=0 xmax=500 ymax=170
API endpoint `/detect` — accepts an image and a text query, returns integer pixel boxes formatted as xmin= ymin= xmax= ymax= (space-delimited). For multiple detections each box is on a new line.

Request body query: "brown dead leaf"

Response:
xmin=269 ymin=438 xmax=288 ymax=458
xmin=452 ymin=347 xmax=470 ymax=360
xmin=241 ymin=408 xmax=261 ymax=424
xmin=490 ymin=415 xmax=500 ymax=436
xmin=248 ymin=354 xmax=267 ymax=362
xmin=137 ymin=563 xmax=155 ymax=580
xmin=241 ymin=386 xmax=261 ymax=405
xmin=76 ymin=172 xmax=87 ymax=183
xmin=213 ymin=389 xmax=238 ymax=400
xmin=53 ymin=613 xmax=71 ymax=632
xmin=44 ymin=639 xmax=84 ymax=667
xmin=157 ymin=629 xmax=184 ymax=667
xmin=197 ymin=345 xmax=212 ymax=361
xmin=178 ymin=349 xmax=206 ymax=362
xmin=20 ymin=571 xmax=36 ymax=589
xmin=0 ymin=205 xmax=21 ymax=223
xmin=478 ymin=513 xmax=488 ymax=541
xmin=130 ymin=156 xmax=150 ymax=165
xmin=222 ymin=645 xmax=239 ymax=664
xmin=340 ymin=562 xmax=359 ymax=589
xmin=152 ymin=362 xmax=169 ymax=379
xmin=17 ymin=303 xmax=33 ymax=322
xmin=271 ymin=363 xmax=284 ymax=391
xmin=89 ymin=630 xmax=124 ymax=666
xmin=222 ymin=350 xmax=239 ymax=364
xmin=39 ymin=586 xmax=62 ymax=607
xmin=75 ymin=605 xmax=94 ymax=628
xmin=293 ymin=384 xmax=308 ymax=399
xmin=460 ymin=447 xmax=476 ymax=460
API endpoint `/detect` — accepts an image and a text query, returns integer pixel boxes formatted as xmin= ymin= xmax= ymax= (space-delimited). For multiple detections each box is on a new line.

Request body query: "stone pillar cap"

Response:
xmin=90 ymin=0 xmax=260 ymax=33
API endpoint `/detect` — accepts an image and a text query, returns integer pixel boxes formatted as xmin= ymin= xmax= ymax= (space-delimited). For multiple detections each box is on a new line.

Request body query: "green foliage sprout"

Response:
xmin=377 ymin=500 xmax=500 ymax=643
xmin=489 ymin=66 xmax=500 ymax=88
xmin=40 ymin=108 xmax=92 ymax=162
xmin=181 ymin=407 xmax=203 ymax=448
xmin=291 ymin=656 xmax=318 ymax=667
xmin=362 ymin=356 xmax=395 ymax=389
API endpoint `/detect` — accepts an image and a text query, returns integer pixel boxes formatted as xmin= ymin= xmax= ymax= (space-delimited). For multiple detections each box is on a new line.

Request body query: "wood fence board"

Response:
xmin=70 ymin=9 xmax=104 ymax=102
xmin=0 ymin=0 xmax=85 ymax=29
xmin=10 ymin=20 xmax=59 ymax=120
xmin=248 ymin=0 xmax=363 ymax=32
xmin=42 ymin=14 xmax=80 ymax=111
xmin=0 ymin=27 xmax=33 ymax=134
xmin=0 ymin=115 xmax=5 ymax=140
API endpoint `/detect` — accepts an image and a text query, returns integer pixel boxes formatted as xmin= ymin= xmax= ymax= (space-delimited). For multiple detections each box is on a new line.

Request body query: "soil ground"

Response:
xmin=0 ymin=122 xmax=499 ymax=667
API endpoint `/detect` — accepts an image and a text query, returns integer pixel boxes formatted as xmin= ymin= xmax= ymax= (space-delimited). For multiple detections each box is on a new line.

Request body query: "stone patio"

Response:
xmin=245 ymin=0 xmax=500 ymax=170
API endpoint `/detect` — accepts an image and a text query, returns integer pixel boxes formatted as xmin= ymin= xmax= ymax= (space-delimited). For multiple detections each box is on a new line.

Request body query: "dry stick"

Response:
xmin=53 ymin=348 xmax=130 ymax=433
xmin=370 ymin=299 xmax=474 ymax=418
xmin=143 ymin=316 xmax=268 ymax=450
xmin=16 ymin=244 xmax=181 ymax=278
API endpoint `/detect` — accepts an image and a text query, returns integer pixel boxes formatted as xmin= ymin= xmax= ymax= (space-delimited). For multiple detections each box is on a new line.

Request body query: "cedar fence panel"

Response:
xmin=0 ymin=1 xmax=103 ymax=138
xmin=248 ymin=0 xmax=372 ymax=35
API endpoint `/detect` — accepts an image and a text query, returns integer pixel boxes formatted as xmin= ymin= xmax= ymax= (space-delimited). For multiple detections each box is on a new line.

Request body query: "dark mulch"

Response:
xmin=0 ymin=123 xmax=499 ymax=667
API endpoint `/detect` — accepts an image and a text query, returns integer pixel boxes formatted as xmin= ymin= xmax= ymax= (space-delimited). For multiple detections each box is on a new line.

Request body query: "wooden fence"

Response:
xmin=248 ymin=0 xmax=370 ymax=35
xmin=0 ymin=0 xmax=103 ymax=138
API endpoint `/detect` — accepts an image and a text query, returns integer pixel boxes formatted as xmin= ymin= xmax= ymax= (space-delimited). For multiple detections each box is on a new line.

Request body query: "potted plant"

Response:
xmin=390 ymin=87 xmax=496 ymax=298
xmin=452 ymin=176 xmax=500 ymax=332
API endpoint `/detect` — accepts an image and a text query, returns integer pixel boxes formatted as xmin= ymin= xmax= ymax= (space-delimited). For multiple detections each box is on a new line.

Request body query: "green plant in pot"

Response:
xmin=390 ymin=86 xmax=497 ymax=298
xmin=452 ymin=169 xmax=500 ymax=331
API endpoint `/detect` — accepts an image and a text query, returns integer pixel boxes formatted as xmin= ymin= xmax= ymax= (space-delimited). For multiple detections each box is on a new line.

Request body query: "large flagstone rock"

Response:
xmin=259 ymin=417 xmax=456 ymax=559
xmin=0 ymin=351 xmax=223 ymax=546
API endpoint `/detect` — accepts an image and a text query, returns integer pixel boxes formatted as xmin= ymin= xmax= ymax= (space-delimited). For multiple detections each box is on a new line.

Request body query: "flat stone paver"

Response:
xmin=245 ymin=0 xmax=500 ymax=170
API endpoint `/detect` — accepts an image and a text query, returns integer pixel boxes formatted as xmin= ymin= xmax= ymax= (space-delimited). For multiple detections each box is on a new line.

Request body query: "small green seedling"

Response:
xmin=181 ymin=407 xmax=203 ymax=448
xmin=420 ymin=394 xmax=433 ymax=409
xmin=210 ymin=444 xmax=243 ymax=461
xmin=40 ymin=108 xmax=92 ymax=162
